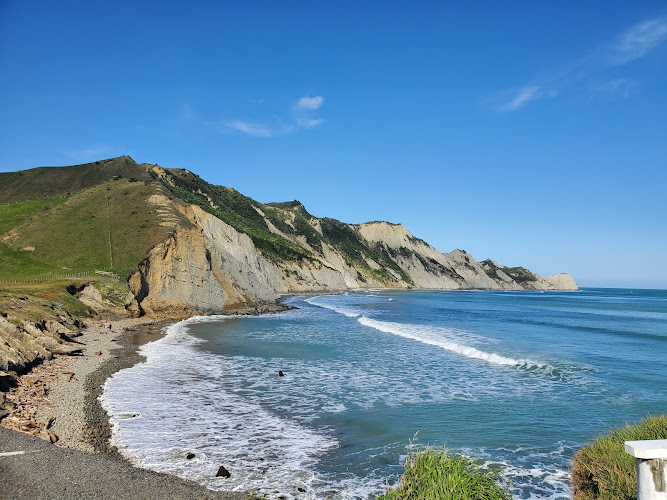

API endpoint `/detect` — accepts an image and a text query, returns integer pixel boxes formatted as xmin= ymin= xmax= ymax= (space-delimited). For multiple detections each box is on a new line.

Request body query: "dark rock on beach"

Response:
xmin=0 ymin=427 xmax=247 ymax=499
xmin=216 ymin=465 xmax=231 ymax=478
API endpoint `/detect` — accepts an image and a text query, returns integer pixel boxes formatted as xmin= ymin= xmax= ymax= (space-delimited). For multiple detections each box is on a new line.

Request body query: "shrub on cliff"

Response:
xmin=571 ymin=414 xmax=667 ymax=500
xmin=377 ymin=447 xmax=511 ymax=500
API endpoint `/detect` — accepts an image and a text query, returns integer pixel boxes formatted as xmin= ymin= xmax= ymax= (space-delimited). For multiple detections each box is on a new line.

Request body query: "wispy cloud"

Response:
xmin=297 ymin=96 xmax=324 ymax=110
xmin=296 ymin=118 xmax=324 ymax=128
xmin=226 ymin=95 xmax=325 ymax=137
xmin=608 ymin=18 xmax=667 ymax=65
xmin=225 ymin=120 xmax=294 ymax=138
xmin=593 ymin=78 xmax=632 ymax=99
xmin=497 ymin=16 xmax=667 ymax=111
xmin=502 ymin=86 xmax=542 ymax=111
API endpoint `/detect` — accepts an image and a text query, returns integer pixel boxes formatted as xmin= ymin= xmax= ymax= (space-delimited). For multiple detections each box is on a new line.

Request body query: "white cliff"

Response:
xmin=126 ymin=202 xmax=578 ymax=318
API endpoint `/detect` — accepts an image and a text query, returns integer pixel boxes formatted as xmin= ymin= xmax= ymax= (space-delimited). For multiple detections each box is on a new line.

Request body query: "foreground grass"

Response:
xmin=377 ymin=447 xmax=511 ymax=500
xmin=571 ymin=414 xmax=667 ymax=500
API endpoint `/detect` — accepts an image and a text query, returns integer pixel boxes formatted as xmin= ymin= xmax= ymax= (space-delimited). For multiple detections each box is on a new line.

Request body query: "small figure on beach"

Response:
xmin=104 ymin=322 xmax=112 ymax=334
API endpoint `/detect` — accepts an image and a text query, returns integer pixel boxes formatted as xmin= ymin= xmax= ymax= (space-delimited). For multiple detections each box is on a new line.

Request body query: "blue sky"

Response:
xmin=1 ymin=1 xmax=666 ymax=288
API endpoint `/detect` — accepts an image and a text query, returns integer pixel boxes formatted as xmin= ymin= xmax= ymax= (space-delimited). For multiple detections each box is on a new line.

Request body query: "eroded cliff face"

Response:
xmin=126 ymin=204 xmax=578 ymax=319
xmin=127 ymin=205 xmax=281 ymax=319
xmin=0 ymin=309 xmax=83 ymax=389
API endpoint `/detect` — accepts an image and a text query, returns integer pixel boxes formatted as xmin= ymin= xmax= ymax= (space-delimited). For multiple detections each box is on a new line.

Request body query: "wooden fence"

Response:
xmin=0 ymin=269 xmax=121 ymax=286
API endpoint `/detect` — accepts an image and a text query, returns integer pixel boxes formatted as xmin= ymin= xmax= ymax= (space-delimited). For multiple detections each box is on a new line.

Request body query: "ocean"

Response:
xmin=101 ymin=288 xmax=667 ymax=499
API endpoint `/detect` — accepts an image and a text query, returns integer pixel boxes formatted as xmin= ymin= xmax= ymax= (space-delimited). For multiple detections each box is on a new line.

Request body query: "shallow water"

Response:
xmin=102 ymin=288 xmax=667 ymax=499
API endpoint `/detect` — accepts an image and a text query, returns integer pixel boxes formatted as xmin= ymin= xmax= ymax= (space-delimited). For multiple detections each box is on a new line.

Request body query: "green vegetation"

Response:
xmin=262 ymin=205 xmax=324 ymax=252
xmin=0 ymin=156 xmax=149 ymax=204
xmin=92 ymin=279 xmax=130 ymax=307
xmin=320 ymin=218 xmax=412 ymax=284
xmin=500 ymin=266 xmax=537 ymax=283
xmin=0 ymin=245 xmax=63 ymax=280
xmin=479 ymin=259 xmax=537 ymax=284
xmin=377 ymin=447 xmax=511 ymax=500
xmin=0 ymin=179 xmax=176 ymax=279
xmin=571 ymin=414 xmax=667 ymax=500
xmin=0 ymin=281 xmax=93 ymax=323
xmin=0 ymin=195 xmax=67 ymax=235
xmin=265 ymin=200 xmax=312 ymax=217
xmin=154 ymin=168 xmax=313 ymax=262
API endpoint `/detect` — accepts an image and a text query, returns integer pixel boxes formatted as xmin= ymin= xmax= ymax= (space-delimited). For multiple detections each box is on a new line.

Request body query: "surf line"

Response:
xmin=357 ymin=316 xmax=548 ymax=370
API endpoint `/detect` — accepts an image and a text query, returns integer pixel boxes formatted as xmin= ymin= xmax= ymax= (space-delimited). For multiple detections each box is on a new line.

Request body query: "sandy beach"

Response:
xmin=0 ymin=318 xmax=249 ymax=500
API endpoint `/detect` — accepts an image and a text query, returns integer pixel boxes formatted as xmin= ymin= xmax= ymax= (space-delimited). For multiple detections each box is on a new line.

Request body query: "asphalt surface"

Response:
xmin=0 ymin=427 xmax=249 ymax=500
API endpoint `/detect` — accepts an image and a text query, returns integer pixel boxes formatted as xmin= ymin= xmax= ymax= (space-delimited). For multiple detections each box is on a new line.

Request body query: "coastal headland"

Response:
xmin=0 ymin=156 xmax=579 ymax=498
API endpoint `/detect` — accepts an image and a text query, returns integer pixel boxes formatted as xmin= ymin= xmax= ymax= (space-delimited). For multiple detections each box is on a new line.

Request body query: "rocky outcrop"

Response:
xmin=126 ymin=205 xmax=284 ymax=319
xmin=77 ymin=285 xmax=130 ymax=318
xmin=0 ymin=314 xmax=82 ymax=389
xmin=478 ymin=259 xmax=577 ymax=291
xmin=125 ymin=205 xmax=578 ymax=318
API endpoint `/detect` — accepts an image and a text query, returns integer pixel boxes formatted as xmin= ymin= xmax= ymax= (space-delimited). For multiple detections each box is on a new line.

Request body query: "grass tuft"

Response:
xmin=571 ymin=414 xmax=667 ymax=500
xmin=377 ymin=444 xmax=511 ymax=500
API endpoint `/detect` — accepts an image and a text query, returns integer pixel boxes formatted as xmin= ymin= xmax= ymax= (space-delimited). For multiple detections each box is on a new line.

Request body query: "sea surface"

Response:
xmin=101 ymin=288 xmax=667 ymax=499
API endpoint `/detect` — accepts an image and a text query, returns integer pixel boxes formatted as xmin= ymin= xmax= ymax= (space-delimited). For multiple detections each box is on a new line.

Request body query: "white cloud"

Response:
xmin=225 ymin=95 xmax=325 ymax=137
xmin=502 ymin=86 xmax=541 ymax=111
xmin=226 ymin=120 xmax=294 ymax=138
xmin=297 ymin=96 xmax=324 ymax=110
xmin=296 ymin=118 xmax=324 ymax=128
xmin=609 ymin=18 xmax=667 ymax=65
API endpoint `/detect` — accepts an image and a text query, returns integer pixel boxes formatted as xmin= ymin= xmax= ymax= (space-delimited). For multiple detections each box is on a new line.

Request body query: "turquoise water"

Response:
xmin=102 ymin=288 xmax=667 ymax=499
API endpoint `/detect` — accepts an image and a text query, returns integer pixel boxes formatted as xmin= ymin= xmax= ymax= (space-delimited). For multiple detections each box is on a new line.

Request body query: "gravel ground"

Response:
xmin=34 ymin=318 xmax=147 ymax=454
xmin=0 ymin=427 xmax=248 ymax=499
xmin=1 ymin=319 xmax=253 ymax=500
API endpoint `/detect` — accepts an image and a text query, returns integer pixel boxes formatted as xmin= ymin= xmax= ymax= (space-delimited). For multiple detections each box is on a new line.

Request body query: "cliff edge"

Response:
xmin=0 ymin=158 xmax=578 ymax=322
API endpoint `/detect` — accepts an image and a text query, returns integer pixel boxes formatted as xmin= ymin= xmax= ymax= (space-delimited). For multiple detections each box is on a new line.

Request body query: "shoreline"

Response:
xmin=0 ymin=317 xmax=250 ymax=499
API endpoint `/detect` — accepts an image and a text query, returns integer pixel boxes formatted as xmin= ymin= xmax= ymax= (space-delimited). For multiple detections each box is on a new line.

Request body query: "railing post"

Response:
xmin=625 ymin=440 xmax=667 ymax=499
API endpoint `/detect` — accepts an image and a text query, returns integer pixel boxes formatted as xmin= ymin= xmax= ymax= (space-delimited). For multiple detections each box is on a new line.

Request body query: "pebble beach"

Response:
xmin=0 ymin=318 xmax=249 ymax=500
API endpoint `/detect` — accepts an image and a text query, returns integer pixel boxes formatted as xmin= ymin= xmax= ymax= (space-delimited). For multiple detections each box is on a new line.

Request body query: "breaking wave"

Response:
xmin=357 ymin=316 xmax=551 ymax=370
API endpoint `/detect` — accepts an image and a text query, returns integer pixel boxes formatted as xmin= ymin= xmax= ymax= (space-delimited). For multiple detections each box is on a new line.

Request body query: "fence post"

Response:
xmin=625 ymin=440 xmax=667 ymax=499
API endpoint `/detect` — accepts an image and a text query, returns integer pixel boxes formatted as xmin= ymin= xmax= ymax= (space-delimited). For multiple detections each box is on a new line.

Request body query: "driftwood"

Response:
xmin=0 ymin=356 xmax=69 ymax=442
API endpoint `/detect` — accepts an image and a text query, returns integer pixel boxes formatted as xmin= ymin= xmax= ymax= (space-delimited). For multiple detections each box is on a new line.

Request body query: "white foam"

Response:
xmin=100 ymin=298 xmax=594 ymax=499
xmin=305 ymin=296 xmax=361 ymax=318
xmin=460 ymin=445 xmax=572 ymax=500
xmin=101 ymin=317 xmax=339 ymax=499
xmin=358 ymin=316 xmax=550 ymax=370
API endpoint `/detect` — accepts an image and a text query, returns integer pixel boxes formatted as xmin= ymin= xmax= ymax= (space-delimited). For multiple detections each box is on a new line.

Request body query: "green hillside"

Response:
xmin=2 ymin=156 xmax=420 ymax=287
xmin=0 ymin=156 xmax=149 ymax=204
xmin=0 ymin=195 xmax=67 ymax=235
xmin=0 ymin=176 xmax=182 ymax=280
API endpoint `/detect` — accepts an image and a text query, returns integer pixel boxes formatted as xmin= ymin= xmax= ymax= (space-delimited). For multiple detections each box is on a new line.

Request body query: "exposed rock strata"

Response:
xmin=126 ymin=206 xmax=578 ymax=318
xmin=0 ymin=313 xmax=83 ymax=390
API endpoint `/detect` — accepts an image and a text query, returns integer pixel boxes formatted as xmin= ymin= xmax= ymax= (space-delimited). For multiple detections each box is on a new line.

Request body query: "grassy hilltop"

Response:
xmin=0 ymin=156 xmax=420 ymax=286
xmin=0 ymin=158 xmax=176 ymax=280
